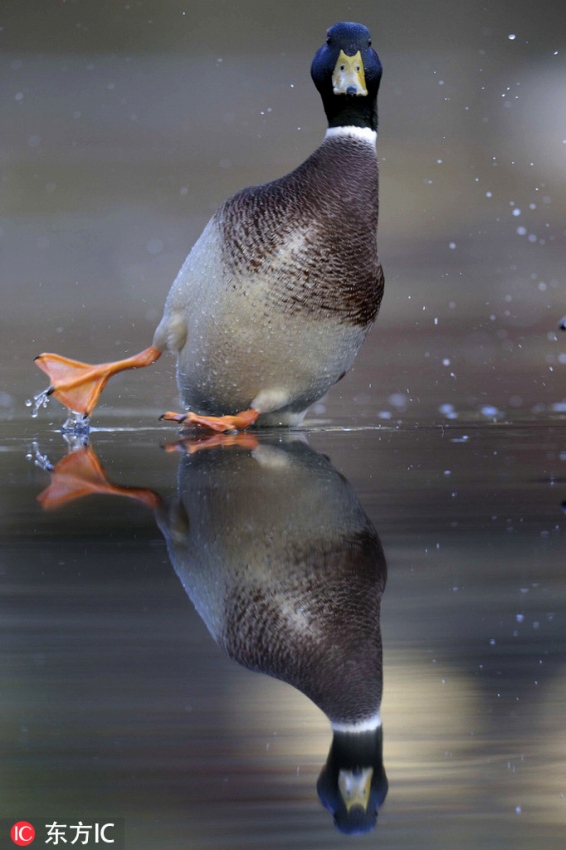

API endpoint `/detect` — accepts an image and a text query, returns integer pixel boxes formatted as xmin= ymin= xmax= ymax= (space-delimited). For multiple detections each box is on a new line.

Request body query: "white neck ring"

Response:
xmin=325 ymin=126 xmax=377 ymax=144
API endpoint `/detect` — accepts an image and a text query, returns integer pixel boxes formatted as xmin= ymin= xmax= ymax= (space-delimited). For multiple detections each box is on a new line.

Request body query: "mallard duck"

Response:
xmin=35 ymin=22 xmax=384 ymax=431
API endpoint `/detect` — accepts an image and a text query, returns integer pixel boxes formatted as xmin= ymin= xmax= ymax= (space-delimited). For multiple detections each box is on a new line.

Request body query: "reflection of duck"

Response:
xmin=36 ymin=434 xmax=388 ymax=833
xmin=34 ymin=21 xmax=384 ymax=432
xmin=156 ymin=436 xmax=388 ymax=833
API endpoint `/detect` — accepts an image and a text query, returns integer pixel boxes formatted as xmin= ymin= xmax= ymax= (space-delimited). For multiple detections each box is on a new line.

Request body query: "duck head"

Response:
xmin=311 ymin=22 xmax=383 ymax=131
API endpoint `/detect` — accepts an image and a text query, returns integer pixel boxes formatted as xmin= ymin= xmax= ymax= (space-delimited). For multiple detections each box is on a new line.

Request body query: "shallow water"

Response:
xmin=2 ymin=415 xmax=564 ymax=848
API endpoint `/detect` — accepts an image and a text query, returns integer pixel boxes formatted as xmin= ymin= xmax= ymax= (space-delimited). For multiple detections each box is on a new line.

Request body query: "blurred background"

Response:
xmin=1 ymin=0 xmax=565 ymax=420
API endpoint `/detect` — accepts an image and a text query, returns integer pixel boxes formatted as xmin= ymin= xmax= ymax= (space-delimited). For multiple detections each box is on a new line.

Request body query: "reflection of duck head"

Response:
xmin=156 ymin=435 xmax=388 ymax=833
xmin=318 ymin=726 xmax=387 ymax=834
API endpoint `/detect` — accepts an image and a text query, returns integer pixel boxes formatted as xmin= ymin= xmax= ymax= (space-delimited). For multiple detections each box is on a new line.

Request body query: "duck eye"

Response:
xmin=326 ymin=36 xmax=331 ymax=45
xmin=368 ymin=39 xmax=372 ymax=47
xmin=340 ymin=64 xmax=345 ymax=71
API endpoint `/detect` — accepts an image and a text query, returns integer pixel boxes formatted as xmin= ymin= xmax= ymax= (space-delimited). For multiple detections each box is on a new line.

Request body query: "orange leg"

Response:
xmin=160 ymin=408 xmax=259 ymax=433
xmin=34 ymin=345 xmax=161 ymax=416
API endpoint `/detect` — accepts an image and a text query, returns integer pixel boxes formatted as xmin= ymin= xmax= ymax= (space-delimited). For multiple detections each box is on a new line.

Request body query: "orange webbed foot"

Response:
xmin=34 ymin=345 xmax=161 ymax=416
xmin=37 ymin=445 xmax=161 ymax=511
xmin=160 ymin=408 xmax=259 ymax=433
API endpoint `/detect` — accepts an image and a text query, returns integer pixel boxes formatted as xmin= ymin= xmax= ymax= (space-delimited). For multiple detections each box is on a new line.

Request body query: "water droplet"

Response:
xmin=439 ymin=403 xmax=457 ymax=419
xmin=481 ymin=405 xmax=499 ymax=418
xmin=28 ymin=389 xmax=51 ymax=419
xmin=388 ymin=392 xmax=407 ymax=410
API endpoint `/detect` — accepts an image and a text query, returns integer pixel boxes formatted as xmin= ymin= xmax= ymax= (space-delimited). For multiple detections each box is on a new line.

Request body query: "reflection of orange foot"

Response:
xmin=37 ymin=446 xmax=160 ymax=511
xmin=165 ymin=432 xmax=260 ymax=454
xmin=34 ymin=345 xmax=161 ymax=416
xmin=160 ymin=408 xmax=259 ymax=433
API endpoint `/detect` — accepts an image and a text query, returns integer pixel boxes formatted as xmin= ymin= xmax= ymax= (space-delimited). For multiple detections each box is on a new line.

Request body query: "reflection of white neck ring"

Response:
xmin=331 ymin=711 xmax=382 ymax=733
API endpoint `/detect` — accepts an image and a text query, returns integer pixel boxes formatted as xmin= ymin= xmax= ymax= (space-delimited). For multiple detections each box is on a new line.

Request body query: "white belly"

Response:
xmin=154 ymin=218 xmax=368 ymax=423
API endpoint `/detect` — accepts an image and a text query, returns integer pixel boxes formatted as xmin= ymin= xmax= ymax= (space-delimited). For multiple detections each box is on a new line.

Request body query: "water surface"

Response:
xmin=2 ymin=415 xmax=564 ymax=848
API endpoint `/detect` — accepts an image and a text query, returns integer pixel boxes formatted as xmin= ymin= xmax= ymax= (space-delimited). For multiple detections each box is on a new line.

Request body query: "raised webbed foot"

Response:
xmin=34 ymin=345 xmax=161 ymax=416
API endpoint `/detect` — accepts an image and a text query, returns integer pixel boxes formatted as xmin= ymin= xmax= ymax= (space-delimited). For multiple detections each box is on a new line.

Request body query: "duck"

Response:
xmin=34 ymin=22 xmax=384 ymax=432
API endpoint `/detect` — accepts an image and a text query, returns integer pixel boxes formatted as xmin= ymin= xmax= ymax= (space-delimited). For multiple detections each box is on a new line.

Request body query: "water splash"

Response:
xmin=26 ymin=389 xmax=90 ymax=434
xmin=61 ymin=410 xmax=91 ymax=435
xmin=61 ymin=431 xmax=90 ymax=451
xmin=26 ymin=441 xmax=54 ymax=472
xmin=25 ymin=389 xmax=51 ymax=418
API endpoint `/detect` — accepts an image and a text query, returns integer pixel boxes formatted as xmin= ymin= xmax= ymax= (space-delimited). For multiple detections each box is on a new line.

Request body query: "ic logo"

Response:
xmin=10 ymin=822 xmax=36 ymax=846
